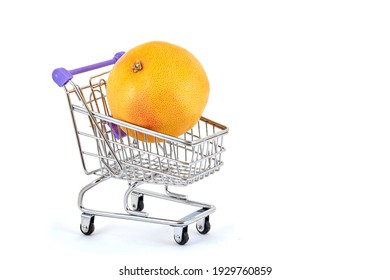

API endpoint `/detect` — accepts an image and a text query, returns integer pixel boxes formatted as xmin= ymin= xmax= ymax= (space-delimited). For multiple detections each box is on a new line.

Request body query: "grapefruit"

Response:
xmin=106 ymin=41 xmax=209 ymax=142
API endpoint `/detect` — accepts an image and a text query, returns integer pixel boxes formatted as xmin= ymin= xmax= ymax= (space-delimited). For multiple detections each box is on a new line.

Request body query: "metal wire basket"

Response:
xmin=52 ymin=51 xmax=228 ymax=245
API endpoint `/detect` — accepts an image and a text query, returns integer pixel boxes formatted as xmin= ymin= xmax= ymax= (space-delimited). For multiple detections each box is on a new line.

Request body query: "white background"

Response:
xmin=1 ymin=0 xmax=390 ymax=279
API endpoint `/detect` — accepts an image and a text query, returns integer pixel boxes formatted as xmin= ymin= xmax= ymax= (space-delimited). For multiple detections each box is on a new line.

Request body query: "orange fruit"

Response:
xmin=106 ymin=41 xmax=209 ymax=142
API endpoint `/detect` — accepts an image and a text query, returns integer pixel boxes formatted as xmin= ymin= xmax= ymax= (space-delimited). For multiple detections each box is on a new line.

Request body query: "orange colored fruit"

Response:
xmin=106 ymin=41 xmax=209 ymax=142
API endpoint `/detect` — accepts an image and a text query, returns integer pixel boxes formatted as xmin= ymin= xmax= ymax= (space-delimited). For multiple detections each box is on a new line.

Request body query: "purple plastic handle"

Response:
xmin=52 ymin=51 xmax=125 ymax=87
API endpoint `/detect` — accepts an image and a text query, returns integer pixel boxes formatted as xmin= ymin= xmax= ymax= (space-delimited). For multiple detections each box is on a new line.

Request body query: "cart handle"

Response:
xmin=52 ymin=51 xmax=125 ymax=87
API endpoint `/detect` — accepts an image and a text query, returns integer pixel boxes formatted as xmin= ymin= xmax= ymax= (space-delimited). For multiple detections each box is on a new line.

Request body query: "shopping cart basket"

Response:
xmin=52 ymin=51 xmax=228 ymax=245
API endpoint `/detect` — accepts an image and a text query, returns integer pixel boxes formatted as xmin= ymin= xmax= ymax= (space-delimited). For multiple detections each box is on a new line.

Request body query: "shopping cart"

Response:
xmin=52 ymin=51 xmax=228 ymax=245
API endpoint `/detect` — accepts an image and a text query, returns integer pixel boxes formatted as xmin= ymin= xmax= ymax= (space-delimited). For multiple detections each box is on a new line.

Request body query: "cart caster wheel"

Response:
xmin=135 ymin=195 xmax=144 ymax=211
xmin=80 ymin=214 xmax=95 ymax=235
xmin=80 ymin=223 xmax=95 ymax=235
xmin=196 ymin=216 xmax=211 ymax=235
xmin=131 ymin=194 xmax=144 ymax=211
xmin=174 ymin=226 xmax=189 ymax=245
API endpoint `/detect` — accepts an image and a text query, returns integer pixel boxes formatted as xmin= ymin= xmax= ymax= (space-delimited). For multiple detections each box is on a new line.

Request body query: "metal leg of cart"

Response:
xmin=78 ymin=176 xmax=216 ymax=245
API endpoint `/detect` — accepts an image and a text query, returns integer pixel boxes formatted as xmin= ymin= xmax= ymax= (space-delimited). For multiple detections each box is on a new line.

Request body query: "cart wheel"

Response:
xmin=80 ymin=222 xmax=95 ymax=235
xmin=131 ymin=194 xmax=144 ymax=211
xmin=135 ymin=195 xmax=144 ymax=211
xmin=80 ymin=214 xmax=95 ymax=235
xmin=174 ymin=226 xmax=189 ymax=245
xmin=196 ymin=216 xmax=211 ymax=235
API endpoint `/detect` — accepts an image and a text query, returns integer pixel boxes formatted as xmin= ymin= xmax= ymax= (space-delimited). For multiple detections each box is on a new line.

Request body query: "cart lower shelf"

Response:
xmin=78 ymin=176 xmax=215 ymax=245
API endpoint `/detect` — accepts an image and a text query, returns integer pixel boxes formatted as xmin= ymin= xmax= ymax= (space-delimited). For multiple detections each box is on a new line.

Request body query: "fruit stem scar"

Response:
xmin=132 ymin=60 xmax=143 ymax=73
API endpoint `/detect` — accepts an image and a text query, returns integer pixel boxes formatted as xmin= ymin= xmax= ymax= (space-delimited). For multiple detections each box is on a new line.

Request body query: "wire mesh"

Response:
xmin=65 ymin=72 xmax=227 ymax=186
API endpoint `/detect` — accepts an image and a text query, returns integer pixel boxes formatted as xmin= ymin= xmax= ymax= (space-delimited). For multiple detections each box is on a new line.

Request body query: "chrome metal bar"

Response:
xmin=72 ymin=104 xmax=229 ymax=146
xmin=78 ymin=177 xmax=216 ymax=227
xmin=165 ymin=185 xmax=187 ymax=200
xmin=78 ymin=176 xmax=109 ymax=211
xmin=70 ymin=81 xmax=123 ymax=176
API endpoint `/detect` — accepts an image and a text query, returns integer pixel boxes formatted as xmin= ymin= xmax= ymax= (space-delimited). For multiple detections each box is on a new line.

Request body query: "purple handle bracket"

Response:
xmin=52 ymin=51 xmax=125 ymax=87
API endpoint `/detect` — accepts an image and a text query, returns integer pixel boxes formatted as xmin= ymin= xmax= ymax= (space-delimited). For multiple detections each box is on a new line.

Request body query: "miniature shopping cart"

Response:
xmin=52 ymin=51 xmax=228 ymax=245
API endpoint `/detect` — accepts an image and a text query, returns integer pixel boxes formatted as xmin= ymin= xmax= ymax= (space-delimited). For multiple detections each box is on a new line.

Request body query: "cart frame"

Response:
xmin=52 ymin=51 xmax=228 ymax=245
